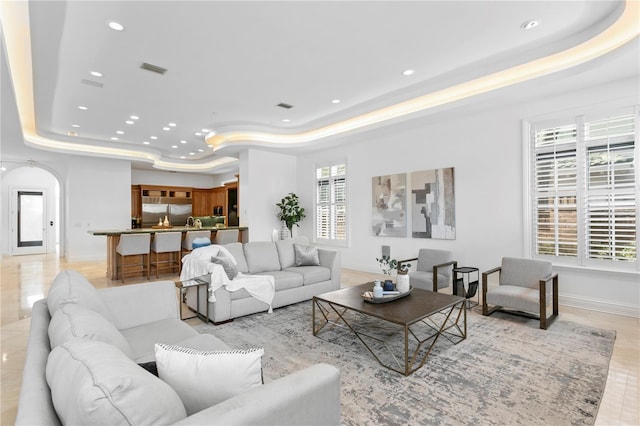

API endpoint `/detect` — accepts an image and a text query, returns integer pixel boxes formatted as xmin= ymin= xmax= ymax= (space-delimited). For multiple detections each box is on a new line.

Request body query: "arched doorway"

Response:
xmin=1 ymin=165 xmax=62 ymax=256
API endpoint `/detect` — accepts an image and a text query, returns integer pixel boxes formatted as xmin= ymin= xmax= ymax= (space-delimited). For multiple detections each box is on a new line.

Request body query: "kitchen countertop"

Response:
xmin=88 ymin=226 xmax=247 ymax=236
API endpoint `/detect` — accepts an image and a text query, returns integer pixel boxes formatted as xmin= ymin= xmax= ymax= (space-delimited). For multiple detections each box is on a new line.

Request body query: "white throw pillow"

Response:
xmin=47 ymin=339 xmax=186 ymax=425
xmin=49 ymin=303 xmax=134 ymax=359
xmin=155 ymin=344 xmax=264 ymax=415
xmin=47 ymin=270 xmax=115 ymax=322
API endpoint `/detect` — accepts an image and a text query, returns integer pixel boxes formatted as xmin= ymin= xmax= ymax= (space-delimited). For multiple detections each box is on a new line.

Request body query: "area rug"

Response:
xmin=194 ymin=301 xmax=615 ymax=426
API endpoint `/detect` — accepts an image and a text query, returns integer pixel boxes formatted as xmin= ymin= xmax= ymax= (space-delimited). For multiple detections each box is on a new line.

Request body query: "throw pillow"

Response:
xmin=294 ymin=244 xmax=320 ymax=266
xmin=155 ymin=344 xmax=264 ymax=415
xmin=211 ymin=256 xmax=238 ymax=280
xmin=48 ymin=303 xmax=134 ymax=359
xmin=46 ymin=270 xmax=115 ymax=323
xmin=47 ymin=339 xmax=186 ymax=425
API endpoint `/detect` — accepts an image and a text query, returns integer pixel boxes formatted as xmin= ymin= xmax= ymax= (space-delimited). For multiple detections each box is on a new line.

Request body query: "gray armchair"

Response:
xmin=398 ymin=249 xmax=457 ymax=292
xmin=482 ymin=257 xmax=559 ymax=329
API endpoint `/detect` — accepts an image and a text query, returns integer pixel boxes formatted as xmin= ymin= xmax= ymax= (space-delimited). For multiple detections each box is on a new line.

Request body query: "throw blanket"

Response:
xmin=180 ymin=245 xmax=275 ymax=313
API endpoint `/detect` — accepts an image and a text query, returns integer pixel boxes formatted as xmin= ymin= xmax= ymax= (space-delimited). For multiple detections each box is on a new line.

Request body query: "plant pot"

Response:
xmin=396 ymin=273 xmax=410 ymax=293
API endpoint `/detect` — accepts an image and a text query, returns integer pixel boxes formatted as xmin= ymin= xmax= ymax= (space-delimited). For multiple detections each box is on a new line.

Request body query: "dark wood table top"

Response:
xmin=314 ymin=283 xmax=465 ymax=326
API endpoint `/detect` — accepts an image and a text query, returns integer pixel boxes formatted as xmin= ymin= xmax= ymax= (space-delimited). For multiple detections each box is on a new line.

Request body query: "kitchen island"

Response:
xmin=88 ymin=226 xmax=248 ymax=280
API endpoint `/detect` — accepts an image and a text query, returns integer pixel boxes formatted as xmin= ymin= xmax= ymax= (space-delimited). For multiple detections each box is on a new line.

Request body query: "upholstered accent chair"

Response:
xmin=398 ymin=249 xmax=457 ymax=292
xmin=482 ymin=257 xmax=559 ymax=329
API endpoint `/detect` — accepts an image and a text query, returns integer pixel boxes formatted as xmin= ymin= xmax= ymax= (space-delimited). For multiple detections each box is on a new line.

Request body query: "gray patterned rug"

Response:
xmin=194 ymin=301 xmax=615 ymax=426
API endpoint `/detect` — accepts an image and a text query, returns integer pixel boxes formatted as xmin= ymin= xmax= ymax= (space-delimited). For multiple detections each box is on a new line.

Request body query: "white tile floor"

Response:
xmin=1 ymin=254 xmax=638 ymax=424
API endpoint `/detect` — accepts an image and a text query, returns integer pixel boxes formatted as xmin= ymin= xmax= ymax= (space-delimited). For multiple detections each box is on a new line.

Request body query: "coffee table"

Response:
xmin=312 ymin=283 xmax=466 ymax=376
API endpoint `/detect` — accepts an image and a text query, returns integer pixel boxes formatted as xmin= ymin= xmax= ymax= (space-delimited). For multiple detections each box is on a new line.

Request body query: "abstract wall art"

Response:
xmin=410 ymin=167 xmax=456 ymax=239
xmin=372 ymin=173 xmax=407 ymax=237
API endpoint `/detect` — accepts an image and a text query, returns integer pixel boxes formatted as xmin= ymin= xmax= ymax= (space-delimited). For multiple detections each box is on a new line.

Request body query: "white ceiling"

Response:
xmin=3 ymin=1 xmax=639 ymax=174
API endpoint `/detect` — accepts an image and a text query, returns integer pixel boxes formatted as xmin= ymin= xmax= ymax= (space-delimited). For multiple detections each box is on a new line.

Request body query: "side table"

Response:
xmin=175 ymin=275 xmax=210 ymax=322
xmin=452 ymin=267 xmax=480 ymax=308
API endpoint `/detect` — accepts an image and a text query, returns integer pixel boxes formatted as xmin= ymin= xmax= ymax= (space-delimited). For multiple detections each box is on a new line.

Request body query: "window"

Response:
xmin=315 ymin=163 xmax=347 ymax=243
xmin=530 ymin=110 xmax=637 ymax=268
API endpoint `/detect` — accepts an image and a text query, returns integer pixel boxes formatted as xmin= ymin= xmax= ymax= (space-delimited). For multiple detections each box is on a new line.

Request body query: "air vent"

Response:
xmin=140 ymin=62 xmax=167 ymax=75
xmin=276 ymin=102 xmax=294 ymax=109
xmin=80 ymin=79 xmax=104 ymax=88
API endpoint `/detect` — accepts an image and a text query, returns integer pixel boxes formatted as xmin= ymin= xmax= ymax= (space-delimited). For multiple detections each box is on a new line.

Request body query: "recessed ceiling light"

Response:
xmin=163 ymin=127 xmax=170 ymax=131
xmin=171 ymin=145 xmax=178 ymax=149
xmin=282 ymin=119 xmax=291 ymax=123
xmin=150 ymin=136 xmax=158 ymax=140
xmin=402 ymin=69 xmax=415 ymax=76
xmin=143 ymin=141 xmax=150 ymax=145
xmin=90 ymin=71 xmax=103 ymax=77
xmin=180 ymin=140 xmax=187 ymax=144
xmin=521 ymin=20 xmax=540 ymax=30
xmin=169 ymin=123 xmax=176 ymax=127
xmin=189 ymin=152 xmax=195 ymax=156
xmin=111 ymin=137 xmax=119 ymax=141
xmin=107 ymin=21 xmax=124 ymax=31
xmin=198 ymin=149 xmax=204 ymax=152
xmin=126 ymin=120 xmax=134 ymax=125
xmin=71 ymin=124 xmax=80 ymax=128
xmin=202 ymin=128 xmax=211 ymax=132
xmin=195 ymin=132 xmax=202 ymax=136
xmin=130 ymin=115 xmax=139 ymax=120
xmin=180 ymin=156 xmax=186 ymax=159
xmin=116 ymin=130 xmax=124 ymax=135
xmin=332 ymin=99 xmax=341 ymax=104
xmin=78 ymin=106 xmax=88 ymax=110
xmin=67 ymin=131 xmax=78 ymax=137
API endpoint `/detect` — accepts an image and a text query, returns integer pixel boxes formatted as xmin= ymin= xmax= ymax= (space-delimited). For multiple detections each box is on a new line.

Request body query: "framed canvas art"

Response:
xmin=372 ymin=173 xmax=407 ymax=237
xmin=411 ymin=168 xmax=456 ymax=239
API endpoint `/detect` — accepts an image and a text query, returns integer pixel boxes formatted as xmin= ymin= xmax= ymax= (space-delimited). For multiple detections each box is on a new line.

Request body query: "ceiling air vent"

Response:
xmin=276 ymin=102 xmax=293 ymax=109
xmin=140 ymin=62 xmax=167 ymax=75
xmin=80 ymin=79 xmax=104 ymax=88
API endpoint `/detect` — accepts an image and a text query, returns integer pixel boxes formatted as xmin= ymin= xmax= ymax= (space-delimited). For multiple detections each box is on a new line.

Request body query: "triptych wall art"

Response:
xmin=372 ymin=167 xmax=456 ymax=240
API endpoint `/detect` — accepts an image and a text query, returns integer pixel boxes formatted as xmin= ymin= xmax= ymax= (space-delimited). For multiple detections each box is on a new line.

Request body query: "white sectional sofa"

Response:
xmin=184 ymin=237 xmax=341 ymax=323
xmin=16 ymin=270 xmax=341 ymax=425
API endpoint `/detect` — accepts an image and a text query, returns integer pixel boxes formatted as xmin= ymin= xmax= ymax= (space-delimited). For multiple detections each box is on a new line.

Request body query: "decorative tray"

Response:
xmin=151 ymin=225 xmax=173 ymax=229
xmin=362 ymin=287 xmax=413 ymax=304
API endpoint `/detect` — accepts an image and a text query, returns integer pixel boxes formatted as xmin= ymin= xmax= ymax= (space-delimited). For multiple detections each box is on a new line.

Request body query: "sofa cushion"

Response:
xmin=48 ymin=303 xmax=134 ymax=359
xmin=285 ymin=266 xmax=330 ymax=285
xmin=211 ymin=255 xmax=238 ymax=279
xmin=244 ymin=242 xmax=281 ymax=274
xmin=275 ymin=237 xmax=310 ymax=269
xmin=224 ymin=242 xmax=249 ymax=273
xmin=46 ymin=270 xmax=115 ymax=323
xmin=294 ymin=244 xmax=320 ymax=266
xmin=46 ymin=339 xmax=186 ymax=425
xmin=120 ymin=317 xmax=200 ymax=363
xmin=155 ymin=344 xmax=264 ymax=416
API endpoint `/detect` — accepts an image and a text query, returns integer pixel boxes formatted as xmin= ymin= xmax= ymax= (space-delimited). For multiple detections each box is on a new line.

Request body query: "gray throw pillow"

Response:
xmin=211 ymin=256 xmax=238 ymax=280
xmin=294 ymin=244 xmax=320 ymax=266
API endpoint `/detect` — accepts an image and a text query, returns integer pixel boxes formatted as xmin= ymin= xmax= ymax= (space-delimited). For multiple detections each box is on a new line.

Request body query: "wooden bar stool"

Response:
xmin=150 ymin=232 xmax=182 ymax=278
xmin=116 ymin=233 xmax=150 ymax=283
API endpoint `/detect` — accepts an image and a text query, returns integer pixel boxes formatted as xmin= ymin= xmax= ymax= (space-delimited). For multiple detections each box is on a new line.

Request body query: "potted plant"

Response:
xmin=276 ymin=192 xmax=306 ymax=238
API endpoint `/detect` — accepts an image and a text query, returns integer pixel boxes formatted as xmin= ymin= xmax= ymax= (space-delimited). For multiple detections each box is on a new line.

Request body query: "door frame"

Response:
xmin=10 ymin=186 xmax=48 ymax=255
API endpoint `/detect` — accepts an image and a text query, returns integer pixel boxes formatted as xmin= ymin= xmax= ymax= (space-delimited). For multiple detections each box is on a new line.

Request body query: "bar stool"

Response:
xmin=182 ymin=230 xmax=211 ymax=254
xmin=116 ymin=233 xmax=150 ymax=283
xmin=150 ymin=232 xmax=182 ymax=278
xmin=212 ymin=229 xmax=239 ymax=245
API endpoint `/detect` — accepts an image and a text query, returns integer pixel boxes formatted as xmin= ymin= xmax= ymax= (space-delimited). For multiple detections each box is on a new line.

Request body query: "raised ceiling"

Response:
xmin=1 ymin=1 xmax=638 ymax=174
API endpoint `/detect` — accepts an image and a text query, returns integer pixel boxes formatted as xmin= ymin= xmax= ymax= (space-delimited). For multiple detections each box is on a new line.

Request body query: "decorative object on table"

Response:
xmin=372 ymin=173 xmax=407 ymax=237
xmin=163 ymin=215 xmax=170 ymax=227
xmin=158 ymin=218 xmax=163 ymax=226
xmin=361 ymin=286 xmax=413 ymax=303
xmin=276 ymin=192 xmax=306 ymax=239
xmin=396 ymin=270 xmax=410 ymax=293
xmin=376 ymin=255 xmax=412 ymax=292
xmin=383 ymin=279 xmax=394 ymax=291
xmin=194 ymin=219 xmax=202 ymax=229
xmin=376 ymin=255 xmax=398 ymax=276
xmin=373 ymin=281 xmax=383 ymax=298
xmin=411 ymin=168 xmax=456 ymax=239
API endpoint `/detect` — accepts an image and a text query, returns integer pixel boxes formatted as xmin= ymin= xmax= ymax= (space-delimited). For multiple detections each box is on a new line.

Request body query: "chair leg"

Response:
xmin=482 ymin=273 xmax=488 ymax=315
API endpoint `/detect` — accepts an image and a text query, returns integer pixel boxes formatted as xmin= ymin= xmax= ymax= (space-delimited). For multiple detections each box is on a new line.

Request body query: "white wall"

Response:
xmin=240 ymin=149 xmax=298 ymax=241
xmin=296 ymin=77 xmax=639 ymax=317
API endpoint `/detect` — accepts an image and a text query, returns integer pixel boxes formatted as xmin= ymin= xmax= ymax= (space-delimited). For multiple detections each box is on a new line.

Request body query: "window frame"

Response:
xmin=314 ymin=160 xmax=349 ymax=247
xmin=523 ymin=106 xmax=639 ymax=272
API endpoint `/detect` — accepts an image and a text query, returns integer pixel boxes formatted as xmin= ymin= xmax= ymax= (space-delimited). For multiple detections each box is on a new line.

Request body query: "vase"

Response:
xmin=383 ymin=279 xmax=394 ymax=292
xmin=396 ymin=273 xmax=410 ymax=293
xmin=373 ymin=281 xmax=383 ymax=298
xmin=279 ymin=221 xmax=291 ymax=240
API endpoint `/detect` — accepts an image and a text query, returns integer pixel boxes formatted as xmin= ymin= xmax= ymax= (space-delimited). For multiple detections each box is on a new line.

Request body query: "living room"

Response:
xmin=1 ymin=1 xmax=638 ymax=425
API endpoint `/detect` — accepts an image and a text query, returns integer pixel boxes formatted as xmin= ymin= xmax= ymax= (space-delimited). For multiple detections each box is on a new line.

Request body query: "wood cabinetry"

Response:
xmin=131 ymin=185 xmax=141 ymax=218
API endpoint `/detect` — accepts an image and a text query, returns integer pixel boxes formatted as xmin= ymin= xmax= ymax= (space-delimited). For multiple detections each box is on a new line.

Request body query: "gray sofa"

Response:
xmin=16 ymin=270 xmax=341 ymax=425
xmin=185 ymin=237 xmax=341 ymax=323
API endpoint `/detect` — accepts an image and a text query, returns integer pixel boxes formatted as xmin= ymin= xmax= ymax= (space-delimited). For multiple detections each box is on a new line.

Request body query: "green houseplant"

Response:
xmin=376 ymin=255 xmax=411 ymax=276
xmin=276 ymin=192 xmax=306 ymax=238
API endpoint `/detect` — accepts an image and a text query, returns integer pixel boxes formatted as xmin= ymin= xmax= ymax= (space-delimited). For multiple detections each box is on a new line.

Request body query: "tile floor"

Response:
xmin=1 ymin=254 xmax=638 ymax=425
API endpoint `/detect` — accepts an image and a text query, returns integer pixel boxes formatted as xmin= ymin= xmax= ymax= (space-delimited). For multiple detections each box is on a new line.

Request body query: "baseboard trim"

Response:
xmin=559 ymin=294 xmax=639 ymax=318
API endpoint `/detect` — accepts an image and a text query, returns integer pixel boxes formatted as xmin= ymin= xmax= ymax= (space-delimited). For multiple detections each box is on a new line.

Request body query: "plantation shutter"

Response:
xmin=316 ymin=163 xmax=347 ymax=241
xmin=583 ymin=115 xmax=636 ymax=262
